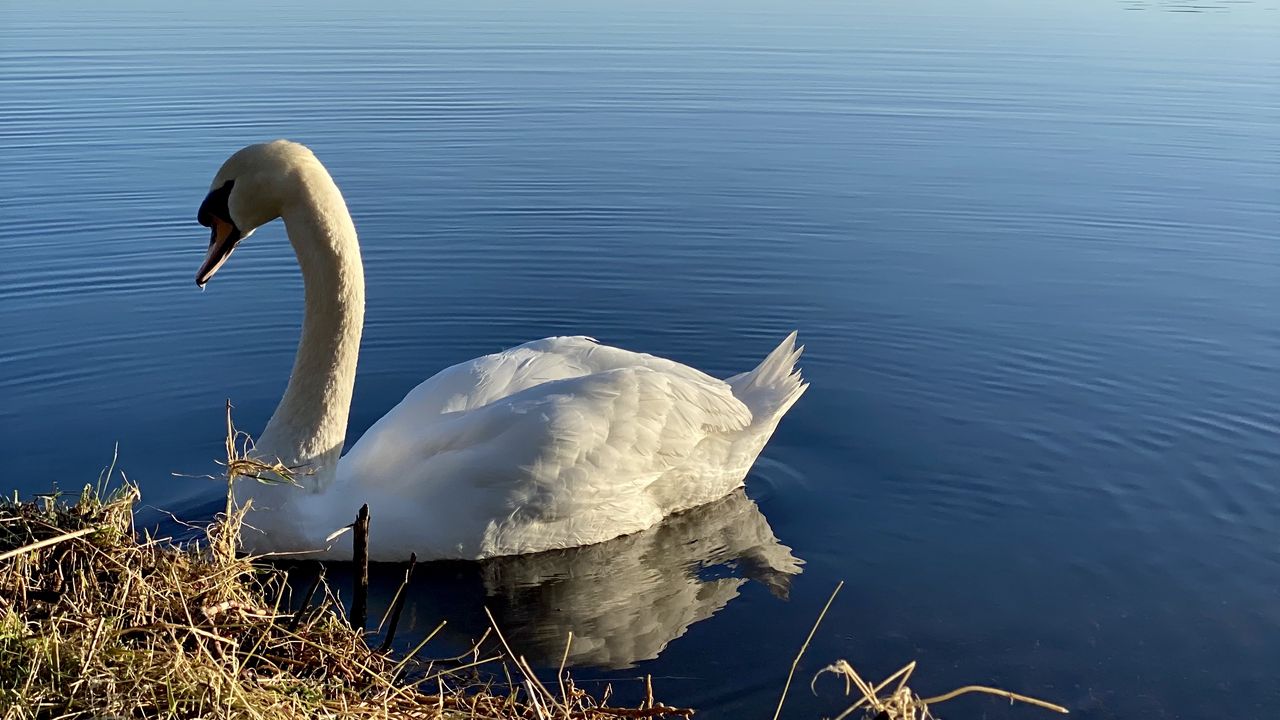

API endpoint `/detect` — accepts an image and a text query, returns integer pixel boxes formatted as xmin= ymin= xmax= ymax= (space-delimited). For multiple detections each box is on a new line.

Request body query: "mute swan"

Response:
xmin=194 ymin=140 xmax=807 ymax=561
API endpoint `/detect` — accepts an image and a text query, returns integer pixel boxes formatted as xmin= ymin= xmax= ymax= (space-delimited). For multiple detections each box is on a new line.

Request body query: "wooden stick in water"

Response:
xmin=350 ymin=504 xmax=370 ymax=631
xmin=379 ymin=552 xmax=417 ymax=652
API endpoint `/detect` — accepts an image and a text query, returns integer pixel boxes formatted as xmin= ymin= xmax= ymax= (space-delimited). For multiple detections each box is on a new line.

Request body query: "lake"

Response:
xmin=1 ymin=0 xmax=1277 ymax=717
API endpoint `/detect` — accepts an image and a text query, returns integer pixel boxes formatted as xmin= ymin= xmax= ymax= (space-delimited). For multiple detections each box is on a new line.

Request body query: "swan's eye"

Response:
xmin=198 ymin=179 xmax=235 ymax=227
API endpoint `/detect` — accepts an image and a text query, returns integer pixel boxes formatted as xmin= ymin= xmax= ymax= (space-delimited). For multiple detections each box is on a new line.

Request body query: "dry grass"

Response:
xmin=811 ymin=659 xmax=1068 ymax=720
xmin=0 ymin=409 xmax=691 ymax=720
xmin=781 ymin=584 xmax=1069 ymax=720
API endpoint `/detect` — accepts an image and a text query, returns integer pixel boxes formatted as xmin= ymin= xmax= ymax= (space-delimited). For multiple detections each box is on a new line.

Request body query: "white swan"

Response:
xmin=194 ymin=140 xmax=807 ymax=561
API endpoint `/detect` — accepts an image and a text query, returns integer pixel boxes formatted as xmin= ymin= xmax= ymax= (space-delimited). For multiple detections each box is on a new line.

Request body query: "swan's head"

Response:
xmin=195 ymin=140 xmax=319 ymax=287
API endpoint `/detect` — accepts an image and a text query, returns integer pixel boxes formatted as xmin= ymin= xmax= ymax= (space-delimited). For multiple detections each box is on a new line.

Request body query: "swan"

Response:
xmin=194 ymin=140 xmax=807 ymax=561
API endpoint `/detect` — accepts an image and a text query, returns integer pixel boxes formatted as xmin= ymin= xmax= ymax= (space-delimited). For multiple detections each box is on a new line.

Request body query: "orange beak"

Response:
xmin=196 ymin=215 xmax=242 ymax=287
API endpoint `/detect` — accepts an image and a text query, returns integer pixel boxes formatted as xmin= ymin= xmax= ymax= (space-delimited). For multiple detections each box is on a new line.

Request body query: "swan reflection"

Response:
xmin=360 ymin=489 xmax=800 ymax=669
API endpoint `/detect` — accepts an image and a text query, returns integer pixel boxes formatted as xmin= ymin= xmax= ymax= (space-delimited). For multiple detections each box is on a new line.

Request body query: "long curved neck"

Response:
xmin=255 ymin=165 xmax=365 ymax=490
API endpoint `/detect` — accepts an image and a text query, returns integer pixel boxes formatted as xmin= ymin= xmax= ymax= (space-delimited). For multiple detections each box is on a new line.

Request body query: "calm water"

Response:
xmin=2 ymin=0 xmax=1278 ymax=716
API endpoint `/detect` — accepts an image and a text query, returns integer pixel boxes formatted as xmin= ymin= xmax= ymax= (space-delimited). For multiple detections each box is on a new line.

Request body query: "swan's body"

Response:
xmin=195 ymin=141 xmax=806 ymax=561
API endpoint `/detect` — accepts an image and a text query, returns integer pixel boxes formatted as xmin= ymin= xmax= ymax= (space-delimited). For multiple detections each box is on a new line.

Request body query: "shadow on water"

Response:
xmin=279 ymin=489 xmax=800 ymax=670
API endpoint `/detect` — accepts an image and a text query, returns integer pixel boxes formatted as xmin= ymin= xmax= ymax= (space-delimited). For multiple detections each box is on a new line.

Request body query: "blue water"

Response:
xmin=2 ymin=0 xmax=1278 ymax=717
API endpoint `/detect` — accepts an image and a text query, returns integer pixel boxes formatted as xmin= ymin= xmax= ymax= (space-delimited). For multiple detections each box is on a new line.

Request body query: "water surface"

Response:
xmin=2 ymin=1 xmax=1278 ymax=717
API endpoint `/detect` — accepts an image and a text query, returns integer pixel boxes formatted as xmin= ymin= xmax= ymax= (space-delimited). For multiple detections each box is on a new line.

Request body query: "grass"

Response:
xmin=776 ymin=585 xmax=1069 ymax=720
xmin=0 ymin=413 xmax=692 ymax=719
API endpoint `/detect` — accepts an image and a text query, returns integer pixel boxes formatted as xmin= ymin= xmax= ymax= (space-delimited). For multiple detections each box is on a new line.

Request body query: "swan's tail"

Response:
xmin=727 ymin=331 xmax=809 ymax=425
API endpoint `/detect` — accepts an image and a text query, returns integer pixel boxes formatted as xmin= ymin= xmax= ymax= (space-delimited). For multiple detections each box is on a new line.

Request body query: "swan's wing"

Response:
xmin=341 ymin=358 xmax=753 ymax=559
xmin=483 ymin=364 xmax=753 ymax=499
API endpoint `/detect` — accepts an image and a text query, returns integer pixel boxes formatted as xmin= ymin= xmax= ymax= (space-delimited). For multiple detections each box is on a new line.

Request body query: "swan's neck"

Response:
xmin=255 ymin=167 xmax=365 ymax=491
